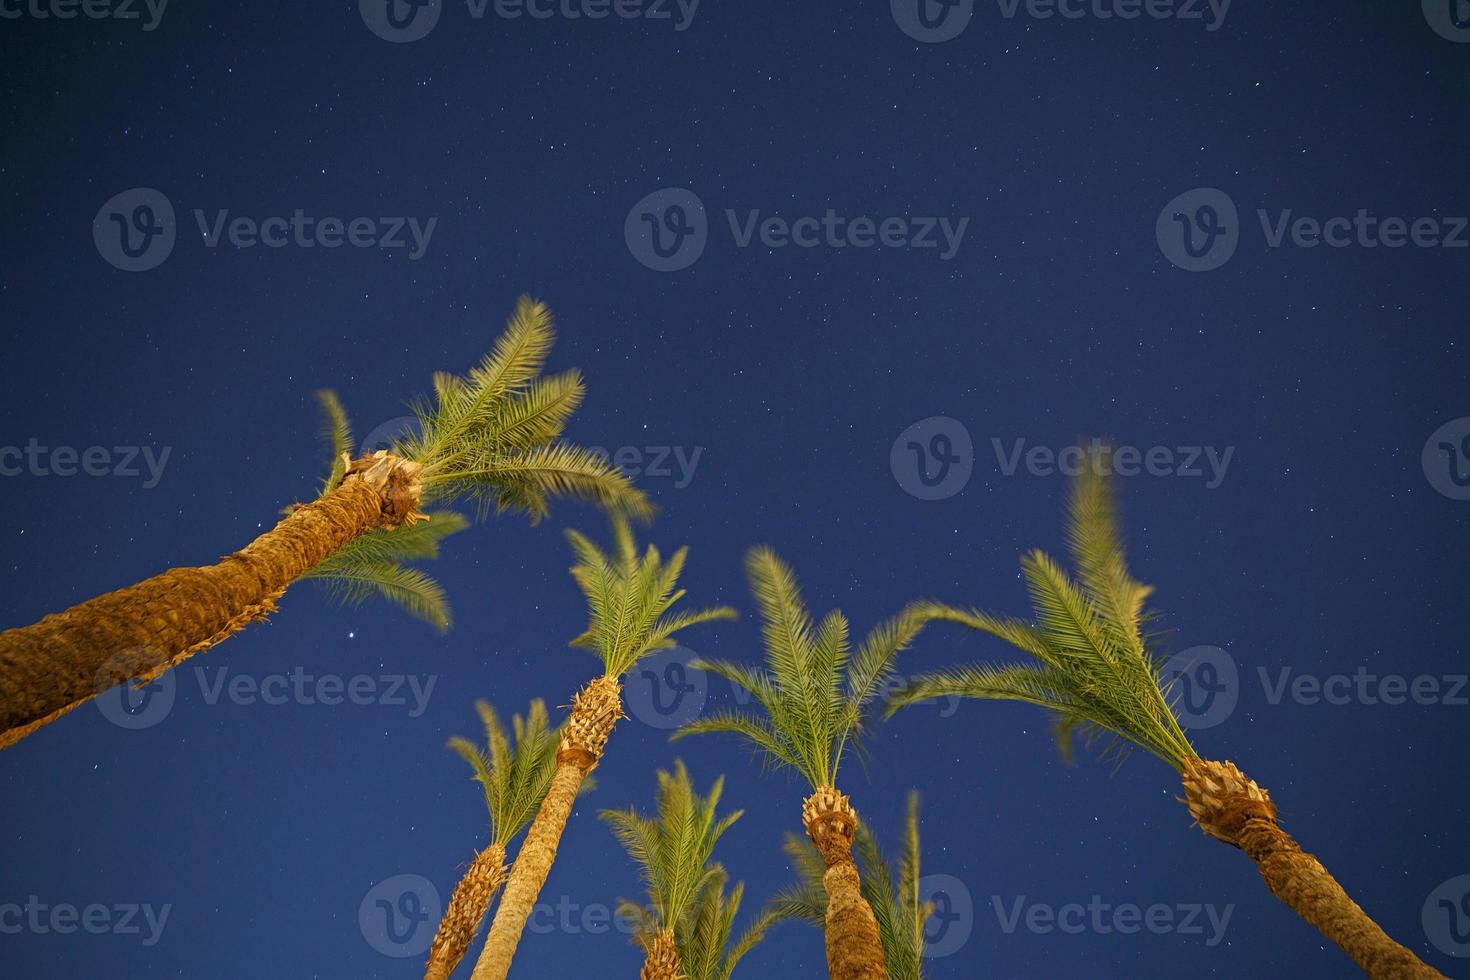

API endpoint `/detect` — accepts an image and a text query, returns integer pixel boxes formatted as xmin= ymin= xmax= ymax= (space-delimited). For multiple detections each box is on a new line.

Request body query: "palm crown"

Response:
xmin=448 ymin=699 xmax=564 ymax=847
xmin=888 ymin=450 xmax=1196 ymax=771
xmin=771 ymin=792 xmax=933 ymax=980
xmin=299 ymin=390 xmax=468 ymax=631
xmin=600 ymin=761 xmax=741 ymax=944
xmin=564 ymin=518 xmax=737 ymax=680
xmin=601 ymin=761 xmax=782 ymax=980
xmin=393 ymin=296 xmax=651 ymax=523
xmin=673 ymin=548 xmax=927 ymax=790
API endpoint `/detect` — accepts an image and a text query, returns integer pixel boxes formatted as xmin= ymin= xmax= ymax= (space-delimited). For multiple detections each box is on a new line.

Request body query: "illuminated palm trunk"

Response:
xmin=638 ymin=927 xmax=683 ymax=980
xmin=470 ymin=676 xmax=622 ymax=980
xmin=0 ymin=453 xmax=423 ymax=749
xmin=803 ymin=786 xmax=887 ymax=980
xmin=425 ymin=843 xmax=508 ymax=980
xmin=1183 ymin=758 xmax=1445 ymax=979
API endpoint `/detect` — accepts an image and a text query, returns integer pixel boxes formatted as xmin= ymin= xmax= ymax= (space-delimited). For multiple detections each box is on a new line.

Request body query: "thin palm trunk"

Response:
xmin=804 ymin=787 xmax=887 ymax=980
xmin=469 ymin=676 xmax=622 ymax=980
xmin=426 ymin=843 xmax=508 ymax=980
xmin=1183 ymin=758 xmax=1445 ymax=980
xmin=638 ymin=926 xmax=683 ymax=980
xmin=0 ymin=452 xmax=422 ymax=750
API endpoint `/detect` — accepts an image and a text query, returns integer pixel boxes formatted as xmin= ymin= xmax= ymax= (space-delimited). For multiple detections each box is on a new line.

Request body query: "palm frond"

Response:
xmin=314 ymin=389 xmax=354 ymax=495
xmin=677 ymin=549 xmax=930 ymax=792
xmin=600 ymin=761 xmax=742 ymax=947
xmin=565 ymin=517 xmax=734 ymax=679
xmin=900 ymin=449 xmax=1197 ymax=771
xmin=386 ymin=296 xmax=649 ymax=521
xmin=448 ymin=699 xmax=561 ymax=846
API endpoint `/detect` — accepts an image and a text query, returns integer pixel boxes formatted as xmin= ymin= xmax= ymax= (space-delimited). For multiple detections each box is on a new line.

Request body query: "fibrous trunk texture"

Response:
xmin=803 ymin=786 xmax=888 ymax=980
xmin=639 ymin=926 xmax=684 ymax=980
xmin=425 ymin=843 xmax=508 ymax=980
xmin=0 ymin=451 xmax=424 ymax=750
xmin=1182 ymin=757 xmax=1445 ymax=979
xmin=469 ymin=676 xmax=623 ymax=980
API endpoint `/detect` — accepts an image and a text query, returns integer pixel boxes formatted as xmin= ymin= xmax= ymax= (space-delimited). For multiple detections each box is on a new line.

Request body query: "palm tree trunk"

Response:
xmin=469 ymin=676 xmax=623 ymax=980
xmin=803 ymin=786 xmax=887 ymax=980
xmin=425 ymin=843 xmax=507 ymax=980
xmin=0 ymin=452 xmax=423 ymax=750
xmin=639 ymin=926 xmax=683 ymax=980
xmin=1183 ymin=757 xmax=1445 ymax=979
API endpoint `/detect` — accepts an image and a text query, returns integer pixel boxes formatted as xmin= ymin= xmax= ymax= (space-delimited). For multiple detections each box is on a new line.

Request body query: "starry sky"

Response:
xmin=2 ymin=2 xmax=1469 ymax=978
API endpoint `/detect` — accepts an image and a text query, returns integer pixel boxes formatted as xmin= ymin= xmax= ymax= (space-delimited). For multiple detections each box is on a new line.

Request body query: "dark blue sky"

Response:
xmin=2 ymin=2 xmax=1468 ymax=978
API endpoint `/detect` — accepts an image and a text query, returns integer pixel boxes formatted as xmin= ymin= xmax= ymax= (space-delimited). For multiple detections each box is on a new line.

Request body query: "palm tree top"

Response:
xmin=770 ymin=791 xmax=933 ymax=980
xmin=383 ymin=296 xmax=651 ymax=523
xmin=564 ymin=516 xmax=737 ymax=680
xmin=673 ymin=547 xmax=929 ymax=791
xmin=888 ymin=446 xmax=1197 ymax=771
xmin=447 ymin=699 xmax=562 ymax=848
xmin=600 ymin=759 xmax=742 ymax=945
xmin=299 ymin=390 xmax=469 ymax=631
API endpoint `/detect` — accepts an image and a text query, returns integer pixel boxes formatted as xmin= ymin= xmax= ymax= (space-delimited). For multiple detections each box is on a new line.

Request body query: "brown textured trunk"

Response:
xmin=425 ymin=843 xmax=507 ymax=980
xmin=1183 ymin=757 xmax=1446 ymax=979
xmin=0 ymin=452 xmax=424 ymax=750
xmin=469 ymin=676 xmax=623 ymax=980
xmin=803 ymin=786 xmax=887 ymax=980
xmin=639 ymin=926 xmax=684 ymax=980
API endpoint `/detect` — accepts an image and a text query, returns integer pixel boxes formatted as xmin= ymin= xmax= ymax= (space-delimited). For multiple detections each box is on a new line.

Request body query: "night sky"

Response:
xmin=2 ymin=2 xmax=1469 ymax=978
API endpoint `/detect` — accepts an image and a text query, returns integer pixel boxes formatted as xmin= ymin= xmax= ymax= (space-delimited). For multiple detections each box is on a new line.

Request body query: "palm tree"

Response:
xmin=600 ymin=759 xmax=770 ymax=980
xmin=672 ymin=548 xmax=930 ymax=980
xmin=679 ymin=867 xmax=786 ymax=980
xmin=467 ymin=519 xmax=735 ymax=980
xmin=424 ymin=698 xmax=562 ymax=980
xmin=0 ymin=297 xmax=647 ymax=750
xmin=771 ymin=792 xmax=933 ymax=980
xmin=888 ymin=451 xmax=1445 ymax=980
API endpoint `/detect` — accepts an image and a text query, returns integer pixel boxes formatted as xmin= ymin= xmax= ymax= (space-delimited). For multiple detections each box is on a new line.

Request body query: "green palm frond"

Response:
xmin=565 ymin=516 xmax=736 ymax=679
xmin=315 ymin=389 xmax=354 ymax=495
xmin=300 ymin=511 xmax=469 ymax=632
xmin=390 ymin=296 xmax=650 ymax=522
xmin=893 ymin=446 xmax=1196 ymax=771
xmin=674 ymin=548 xmax=929 ymax=791
xmin=769 ymin=791 xmax=933 ymax=980
xmin=682 ymin=868 xmax=787 ymax=980
xmin=446 ymin=699 xmax=561 ymax=846
xmin=599 ymin=761 xmax=742 ymax=946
